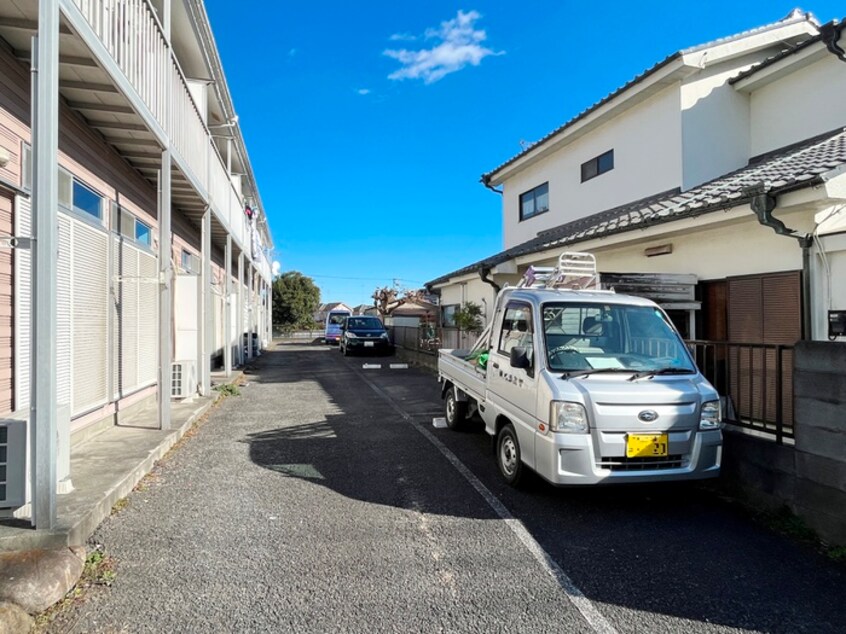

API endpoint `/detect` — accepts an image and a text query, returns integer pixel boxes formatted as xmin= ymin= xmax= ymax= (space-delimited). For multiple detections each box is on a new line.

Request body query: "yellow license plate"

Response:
xmin=626 ymin=433 xmax=669 ymax=458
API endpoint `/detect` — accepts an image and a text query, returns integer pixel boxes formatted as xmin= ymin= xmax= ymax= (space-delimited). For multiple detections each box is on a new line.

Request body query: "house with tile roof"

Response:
xmin=428 ymin=10 xmax=846 ymax=344
xmin=426 ymin=10 xmax=846 ymax=454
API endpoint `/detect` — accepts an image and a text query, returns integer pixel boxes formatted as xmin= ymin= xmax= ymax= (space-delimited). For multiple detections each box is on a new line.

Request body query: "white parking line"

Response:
xmin=362 ymin=364 xmax=382 ymax=369
xmin=389 ymin=363 xmax=409 ymax=369
xmin=358 ymin=372 xmax=618 ymax=634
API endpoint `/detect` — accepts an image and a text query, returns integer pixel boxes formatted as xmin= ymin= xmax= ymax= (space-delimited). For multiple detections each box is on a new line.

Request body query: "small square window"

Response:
xmin=519 ymin=182 xmax=549 ymax=221
xmin=581 ymin=150 xmax=614 ymax=183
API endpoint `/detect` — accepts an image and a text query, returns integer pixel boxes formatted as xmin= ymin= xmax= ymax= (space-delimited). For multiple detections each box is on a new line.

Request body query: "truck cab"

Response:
xmin=438 ymin=253 xmax=722 ymax=486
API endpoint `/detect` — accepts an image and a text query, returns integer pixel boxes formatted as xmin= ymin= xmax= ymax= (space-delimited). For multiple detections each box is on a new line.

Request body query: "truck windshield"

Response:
xmin=542 ymin=302 xmax=695 ymax=374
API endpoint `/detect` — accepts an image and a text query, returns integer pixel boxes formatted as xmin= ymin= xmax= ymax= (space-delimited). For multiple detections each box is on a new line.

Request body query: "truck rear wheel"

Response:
xmin=444 ymin=388 xmax=467 ymax=431
xmin=497 ymin=424 xmax=524 ymax=486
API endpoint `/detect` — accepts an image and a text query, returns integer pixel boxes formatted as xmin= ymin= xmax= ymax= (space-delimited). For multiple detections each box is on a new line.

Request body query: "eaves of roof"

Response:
xmin=481 ymin=9 xmax=819 ymax=187
xmin=730 ymin=18 xmax=843 ymax=85
xmin=429 ymin=127 xmax=846 ymax=288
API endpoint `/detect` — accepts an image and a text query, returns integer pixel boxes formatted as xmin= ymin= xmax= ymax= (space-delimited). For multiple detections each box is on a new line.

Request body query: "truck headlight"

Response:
xmin=550 ymin=402 xmax=589 ymax=433
xmin=380 ymin=332 xmax=389 ymax=340
xmin=699 ymin=400 xmax=722 ymax=430
xmin=346 ymin=332 xmax=358 ymax=338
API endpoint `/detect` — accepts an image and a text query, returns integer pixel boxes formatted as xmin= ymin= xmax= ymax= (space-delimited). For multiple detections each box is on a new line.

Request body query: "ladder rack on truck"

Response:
xmin=466 ymin=252 xmax=609 ymax=359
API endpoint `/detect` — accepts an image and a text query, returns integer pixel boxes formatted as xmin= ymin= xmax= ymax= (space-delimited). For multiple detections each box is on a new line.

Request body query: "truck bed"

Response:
xmin=438 ymin=349 xmax=487 ymax=405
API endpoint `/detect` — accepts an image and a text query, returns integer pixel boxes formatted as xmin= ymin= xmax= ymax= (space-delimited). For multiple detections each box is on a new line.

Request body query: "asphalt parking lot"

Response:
xmin=52 ymin=342 xmax=846 ymax=633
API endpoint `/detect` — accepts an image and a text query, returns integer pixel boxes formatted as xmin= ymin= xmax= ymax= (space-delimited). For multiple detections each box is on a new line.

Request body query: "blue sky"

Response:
xmin=205 ymin=0 xmax=843 ymax=308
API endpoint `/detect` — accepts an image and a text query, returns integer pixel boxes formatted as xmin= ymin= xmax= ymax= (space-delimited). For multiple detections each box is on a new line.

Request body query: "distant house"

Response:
xmin=428 ymin=10 xmax=846 ymax=348
xmin=314 ymin=302 xmax=354 ymax=324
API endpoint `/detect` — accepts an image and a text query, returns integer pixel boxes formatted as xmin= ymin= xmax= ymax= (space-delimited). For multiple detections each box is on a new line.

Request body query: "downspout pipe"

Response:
xmin=746 ymin=184 xmax=813 ymax=339
xmin=479 ymin=266 xmax=501 ymax=293
xmin=820 ymin=21 xmax=846 ymax=63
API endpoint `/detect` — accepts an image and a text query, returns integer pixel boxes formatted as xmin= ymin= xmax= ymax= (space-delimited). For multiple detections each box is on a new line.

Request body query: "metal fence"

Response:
xmin=388 ymin=325 xmax=481 ymax=354
xmin=387 ymin=328 xmax=794 ymax=444
xmin=687 ymin=340 xmax=794 ymax=443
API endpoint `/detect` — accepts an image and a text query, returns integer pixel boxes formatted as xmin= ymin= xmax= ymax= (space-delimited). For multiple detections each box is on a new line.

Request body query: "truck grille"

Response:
xmin=597 ymin=455 xmax=685 ymax=471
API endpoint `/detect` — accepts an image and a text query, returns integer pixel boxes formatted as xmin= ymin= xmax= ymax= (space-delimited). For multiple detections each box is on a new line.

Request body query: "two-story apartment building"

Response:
xmin=0 ymin=0 xmax=274 ymax=525
xmin=429 ymin=10 xmax=846 ymax=344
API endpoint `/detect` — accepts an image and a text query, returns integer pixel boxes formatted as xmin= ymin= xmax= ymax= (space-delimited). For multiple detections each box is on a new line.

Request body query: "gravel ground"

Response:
xmin=49 ymin=343 xmax=846 ymax=633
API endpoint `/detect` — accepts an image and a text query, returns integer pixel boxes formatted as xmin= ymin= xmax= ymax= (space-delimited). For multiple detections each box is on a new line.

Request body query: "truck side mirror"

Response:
xmin=510 ymin=347 xmax=532 ymax=370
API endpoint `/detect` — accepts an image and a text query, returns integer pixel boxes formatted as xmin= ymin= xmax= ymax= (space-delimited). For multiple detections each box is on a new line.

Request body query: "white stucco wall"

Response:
xmin=525 ymin=209 xmax=810 ymax=281
xmin=680 ymin=57 xmax=754 ymax=190
xmin=749 ymin=55 xmax=846 ymax=157
xmin=501 ymin=86 xmax=683 ymax=249
xmin=437 ymin=277 xmax=499 ymax=326
xmin=812 ymin=229 xmax=846 ymax=341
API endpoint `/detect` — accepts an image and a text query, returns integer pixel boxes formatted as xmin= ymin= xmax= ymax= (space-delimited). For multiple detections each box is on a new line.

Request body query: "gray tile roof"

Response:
xmin=428 ymin=127 xmax=846 ymax=287
xmin=730 ymin=18 xmax=843 ymax=85
xmin=482 ymin=9 xmax=818 ymax=185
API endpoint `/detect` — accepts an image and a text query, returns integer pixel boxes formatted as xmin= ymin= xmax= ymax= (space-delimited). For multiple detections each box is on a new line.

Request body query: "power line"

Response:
xmin=303 ymin=273 xmax=425 ymax=284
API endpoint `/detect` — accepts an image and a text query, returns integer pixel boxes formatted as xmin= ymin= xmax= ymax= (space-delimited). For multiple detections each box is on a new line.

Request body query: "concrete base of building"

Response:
xmin=0 ymin=372 xmax=242 ymax=553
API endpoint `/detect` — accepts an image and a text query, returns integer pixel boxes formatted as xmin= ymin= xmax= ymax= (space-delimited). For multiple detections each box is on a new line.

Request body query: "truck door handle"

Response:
xmin=492 ymin=362 xmax=500 ymax=369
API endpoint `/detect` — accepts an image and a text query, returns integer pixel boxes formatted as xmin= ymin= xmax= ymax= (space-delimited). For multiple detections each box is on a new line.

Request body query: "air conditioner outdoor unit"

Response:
xmin=0 ymin=419 xmax=26 ymax=511
xmin=171 ymin=360 xmax=197 ymax=399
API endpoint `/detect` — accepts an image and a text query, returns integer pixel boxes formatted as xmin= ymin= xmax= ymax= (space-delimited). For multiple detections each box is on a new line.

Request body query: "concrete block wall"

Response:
xmin=791 ymin=342 xmax=846 ymax=543
xmin=695 ymin=342 xmax=846 ymax=545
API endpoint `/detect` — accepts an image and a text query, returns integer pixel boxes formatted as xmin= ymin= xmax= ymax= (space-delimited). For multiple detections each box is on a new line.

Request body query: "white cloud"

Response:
xmin=389 ymin=32 xmax=417 ymax=42
xmin=357 ymin=88 xmax=371 ymax=96
xmin=384 ymin=10 xmax=503 ymax=84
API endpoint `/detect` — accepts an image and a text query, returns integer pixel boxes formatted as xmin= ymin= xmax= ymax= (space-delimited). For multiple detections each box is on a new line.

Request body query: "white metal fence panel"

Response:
xmin=137 ymin=248 xmax=158 ymax=387
xmin=118 ymin=242 xmax=139 ymax=392
xmin=70 ymin=219 xmax=110 ymax=415
xmin=13 ymin=197 xmax=31 ymax=411
xmin=56 ymin=216 xmax=72 ymax=408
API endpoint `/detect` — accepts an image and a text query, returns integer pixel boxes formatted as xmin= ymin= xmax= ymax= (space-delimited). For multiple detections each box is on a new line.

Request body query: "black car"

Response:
xmin=340 ymin=316 xmax=393 ymax=356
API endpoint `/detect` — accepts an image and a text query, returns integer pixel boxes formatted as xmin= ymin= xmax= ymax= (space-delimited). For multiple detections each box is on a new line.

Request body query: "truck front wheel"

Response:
xmin=497 ymin=424 xmax=523 ymax=486
xmin=444 ymin=388 xmax=467 ymax=431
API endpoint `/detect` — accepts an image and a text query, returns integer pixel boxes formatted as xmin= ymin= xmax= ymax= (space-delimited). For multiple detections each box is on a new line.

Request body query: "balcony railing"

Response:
xmin=72 ymin=0 xmax=168 ymax=125
xmin=170 ymin=56 xmax=208 ymax=193
xmin=69 ymin=0 xmax=270 ymax=269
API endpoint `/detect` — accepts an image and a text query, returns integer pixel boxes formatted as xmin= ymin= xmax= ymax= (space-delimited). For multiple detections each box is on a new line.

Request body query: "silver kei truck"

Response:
xmin=437 ymin=253 xmax=723 ymax=487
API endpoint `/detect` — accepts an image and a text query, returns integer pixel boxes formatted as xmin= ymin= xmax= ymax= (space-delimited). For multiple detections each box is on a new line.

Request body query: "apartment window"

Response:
xmin=57 ymin=169 xmax=104 ymax=222
xmin=111 ymin=202 xmax=153 ymax=248
xmin=72 ymin=180 xmax=103 ymax=219
xmin=581 ymin=150 xmax=614 ymax=182
xmin=135 ymin=221 xmax=151 ymax=246
xmin=519 ymin=182 xmax=549 ymax=221
xmin=181 ymin=249 xmax=200 ymax=273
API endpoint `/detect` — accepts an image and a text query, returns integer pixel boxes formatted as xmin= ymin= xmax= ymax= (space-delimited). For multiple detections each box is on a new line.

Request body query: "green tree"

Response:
xmin=453 ymin=301 xmax=484 ymax=334
xmin=272 ymin=271 xmax=321 ymax=330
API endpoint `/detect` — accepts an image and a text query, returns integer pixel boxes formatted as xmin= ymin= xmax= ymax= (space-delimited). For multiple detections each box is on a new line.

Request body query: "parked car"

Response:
xmin=340 ymin=316 xmax=393 ymax=356
xmin=324 ymin=309 xmax=351 ymax=344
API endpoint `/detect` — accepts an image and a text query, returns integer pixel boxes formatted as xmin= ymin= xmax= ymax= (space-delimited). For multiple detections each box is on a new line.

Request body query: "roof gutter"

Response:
xmin=820 ymin=21 xmax=846 ymax=63
xmin=480 ymin=174 xmax=503 ymax=195
xmin=745 ymin=184 xmax=813 ymax=339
